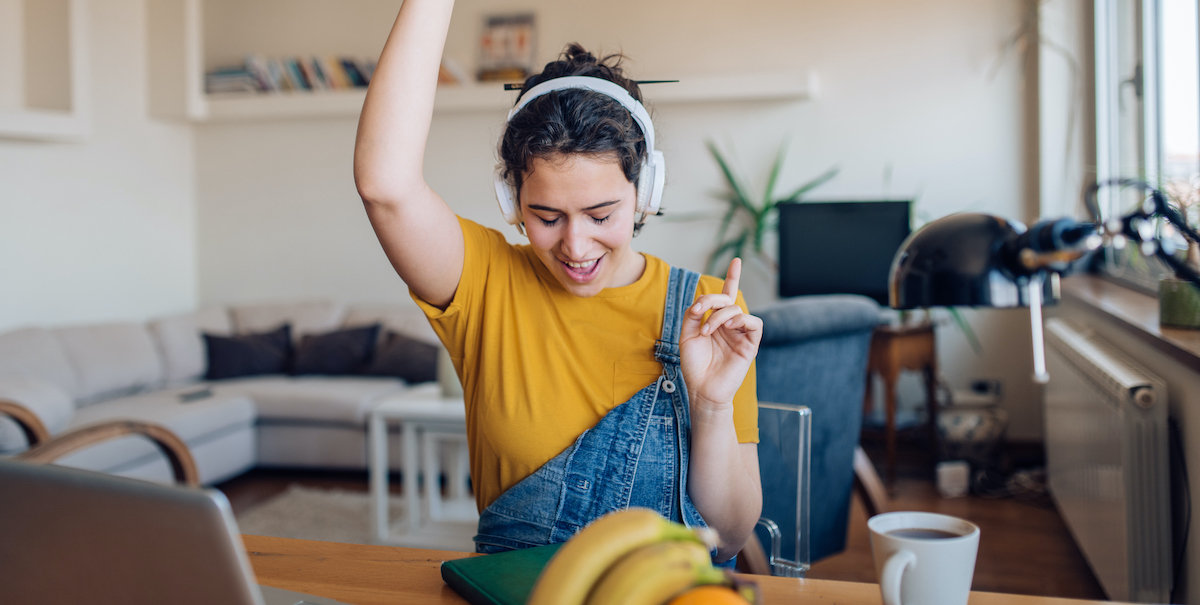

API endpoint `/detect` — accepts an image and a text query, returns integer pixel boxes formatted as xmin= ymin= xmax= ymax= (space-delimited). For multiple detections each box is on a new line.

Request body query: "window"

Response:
xmin=1094 ymin=0 xmax=1200 ymax=291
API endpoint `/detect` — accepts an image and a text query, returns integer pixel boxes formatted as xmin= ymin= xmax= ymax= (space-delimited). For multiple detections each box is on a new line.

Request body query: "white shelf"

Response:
xmin=0 ymin=107 xmax=89 ymax=141
xmin=195 ymin=70 xmax=816 ymax=123
xmin=0 ymin=0 xmax=90 ymax=142
xmin=148 ymin=1 xmax=816 ymax=124
xmin=202 ymin=84 xmax=518 ymax=122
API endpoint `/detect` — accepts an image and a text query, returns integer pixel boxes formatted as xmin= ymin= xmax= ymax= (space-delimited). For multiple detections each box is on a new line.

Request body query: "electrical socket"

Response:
xmin=969 ymin=379 xmax=1002 ymax=397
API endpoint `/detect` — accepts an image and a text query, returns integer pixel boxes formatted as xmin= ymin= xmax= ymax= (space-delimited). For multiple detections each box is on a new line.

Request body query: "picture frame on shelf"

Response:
xmin=477 ymin=13 xmax=535 ymax=83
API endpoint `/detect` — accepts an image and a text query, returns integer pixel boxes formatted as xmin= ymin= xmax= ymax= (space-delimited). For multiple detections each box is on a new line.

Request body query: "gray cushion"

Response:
xmin=0 ymin=375 xmax=75 ymax=453
xmin=0 ymin=328 xmax=79 ymax=396
xmin=756 ymin=295 xmax=882 ymax=345
xmin=60 ymin=387 xmax=257 ymax=474
xmin=230 ymin=300 xmax=345 ymax=341
xmin=68 ymin=386 xmax=256 ymax=442
xmin=212 ymin=376 xmax=404 ymax=425
xmin=149 ymin=307 xmax=232 ymax=385
xmin=55 ymin=323 xmax=164 ymax=405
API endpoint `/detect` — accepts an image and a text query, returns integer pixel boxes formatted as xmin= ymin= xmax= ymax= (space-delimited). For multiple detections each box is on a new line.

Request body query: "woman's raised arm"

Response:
xmin=354 ymin=0 xmax=463 ymax=309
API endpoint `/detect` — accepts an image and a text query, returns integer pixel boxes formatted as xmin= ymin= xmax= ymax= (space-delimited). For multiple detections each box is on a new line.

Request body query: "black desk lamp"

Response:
xmin=888 ymin=179 xmax=1198 ymax=383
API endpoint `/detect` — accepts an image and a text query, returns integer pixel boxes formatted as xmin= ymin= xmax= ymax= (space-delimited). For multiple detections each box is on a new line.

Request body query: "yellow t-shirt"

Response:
xmin=412 ymin=217 xmax=759 ymax=512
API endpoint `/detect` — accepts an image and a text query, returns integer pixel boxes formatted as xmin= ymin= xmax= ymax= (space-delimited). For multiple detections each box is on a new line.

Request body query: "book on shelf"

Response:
xmin=205 ymin=67 xmax=260 ymax=94
xmin=438 ymin=57 xmax=470 ymax=85
xmin=205 ymin=54 xmax=378 ymax=97
xmin=296 ymin=59 xmax=323 ymax=91
xmin=340 ymin=58 xmax=368 ymax=87
xmin=321 ymin=56 xmax=350 ymax=89
xmin=305 ymin=57 xmax=330 ymax=90
xmin=244 ymin=54 xmax=275 ymax=92
xmin=283 ymin=58 xmax=310 ymax=90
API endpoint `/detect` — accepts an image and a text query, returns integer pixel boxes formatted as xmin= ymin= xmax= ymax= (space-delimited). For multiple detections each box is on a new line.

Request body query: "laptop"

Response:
xmin=0 ymin=458 xmax=352 ymax=605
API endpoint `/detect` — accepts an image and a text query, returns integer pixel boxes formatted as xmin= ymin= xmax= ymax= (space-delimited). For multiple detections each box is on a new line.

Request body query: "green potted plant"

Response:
xmin=1158 ymin=176 xmax=1200 ymax=328
xmin=704 ymin=138 xmax=838 ymax=276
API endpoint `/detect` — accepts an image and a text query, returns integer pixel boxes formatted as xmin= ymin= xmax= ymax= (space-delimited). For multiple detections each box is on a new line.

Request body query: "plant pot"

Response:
xmin=1159 ymin=277 xmax=1200 ymax=328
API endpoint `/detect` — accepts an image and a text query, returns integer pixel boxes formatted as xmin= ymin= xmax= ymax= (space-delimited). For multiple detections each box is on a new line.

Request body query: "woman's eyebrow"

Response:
xmin=526 ymin=200 xmax=620 ymax=212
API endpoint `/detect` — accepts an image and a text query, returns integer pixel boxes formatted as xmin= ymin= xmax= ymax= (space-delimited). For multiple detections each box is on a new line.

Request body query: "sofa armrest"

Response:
xmin=756 ymin=295 xmax=882 ymax=346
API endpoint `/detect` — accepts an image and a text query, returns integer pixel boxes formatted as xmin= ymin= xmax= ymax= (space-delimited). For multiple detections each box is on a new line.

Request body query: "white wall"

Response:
xmin=195 ymin=0 xmax=1047 ymax=439
xmin=0 ymin=0 xmax=196 ymax=333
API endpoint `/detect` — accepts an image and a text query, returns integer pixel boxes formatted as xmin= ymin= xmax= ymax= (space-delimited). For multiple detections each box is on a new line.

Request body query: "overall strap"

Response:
xmin=655 ymin=267 xmax=701 ymax=367
xmin=652 ymin=266 xmax=709 ymax=533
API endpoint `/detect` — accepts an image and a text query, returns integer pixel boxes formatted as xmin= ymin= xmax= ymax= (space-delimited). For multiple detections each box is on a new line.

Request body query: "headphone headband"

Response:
xmin=494 ymin=76 xmax=666 ymax=227
xmin=508 ymin=76 xmax=657 ymax=153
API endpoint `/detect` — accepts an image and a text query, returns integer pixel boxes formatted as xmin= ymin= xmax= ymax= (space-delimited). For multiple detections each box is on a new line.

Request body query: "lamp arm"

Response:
xmin=1082 ymin=178 xmax=1200 ymax=290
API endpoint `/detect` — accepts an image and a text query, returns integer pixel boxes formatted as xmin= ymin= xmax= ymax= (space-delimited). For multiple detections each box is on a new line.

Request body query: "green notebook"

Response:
xmin=440 ymin=543 xmax=563 ymax=605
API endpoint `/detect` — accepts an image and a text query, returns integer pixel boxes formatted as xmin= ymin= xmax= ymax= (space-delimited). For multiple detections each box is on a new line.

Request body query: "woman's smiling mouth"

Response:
xmin=561 ymin=256 xmax=602 ymax=282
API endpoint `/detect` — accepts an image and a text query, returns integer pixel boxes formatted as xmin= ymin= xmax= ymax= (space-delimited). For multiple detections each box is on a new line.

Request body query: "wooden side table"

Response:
xmin=862 ymin=323 xmax=939 ymax=486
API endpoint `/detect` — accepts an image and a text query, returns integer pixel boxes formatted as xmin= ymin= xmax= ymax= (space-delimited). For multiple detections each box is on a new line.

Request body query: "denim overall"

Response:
xmin=474 ymin=267 xmax=727 ymax=562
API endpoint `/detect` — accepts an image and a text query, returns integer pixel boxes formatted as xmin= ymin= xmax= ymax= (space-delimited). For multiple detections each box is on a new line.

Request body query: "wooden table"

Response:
xmin=243 ymin=535 xmax=1114 ymax=605
xmin=863 ymin=323 xmax=940 ymax=485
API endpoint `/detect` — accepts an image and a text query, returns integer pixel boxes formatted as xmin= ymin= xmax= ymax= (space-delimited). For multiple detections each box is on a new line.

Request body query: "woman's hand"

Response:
xmin=679 ymin=258 xmax=763 ymax=416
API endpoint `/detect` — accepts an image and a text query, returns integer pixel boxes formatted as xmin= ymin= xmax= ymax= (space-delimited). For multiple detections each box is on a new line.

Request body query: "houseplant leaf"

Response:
xmin=707 ymin=231 xmax=748 ymax=276
xmin=777 ymin=166 xmax=841 ymax=203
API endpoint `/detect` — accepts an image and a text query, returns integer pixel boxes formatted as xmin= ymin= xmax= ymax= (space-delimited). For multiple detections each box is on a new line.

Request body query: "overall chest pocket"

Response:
xmin=613 ymin=360 xmax=663 ymax=407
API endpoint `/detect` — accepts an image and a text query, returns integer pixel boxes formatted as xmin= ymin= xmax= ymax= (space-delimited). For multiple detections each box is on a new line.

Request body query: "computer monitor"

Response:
xmin=777 ymin=200 xmax=912 ymax=305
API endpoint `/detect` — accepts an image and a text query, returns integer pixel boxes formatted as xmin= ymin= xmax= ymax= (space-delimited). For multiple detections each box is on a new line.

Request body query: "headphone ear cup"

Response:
xmin=493 ymin=167 xmax=521 ymax=225
xmin=635 ymin=161 xmax=653 ymax=215
xmin=637 ymin=150 xmax=666 ymax=216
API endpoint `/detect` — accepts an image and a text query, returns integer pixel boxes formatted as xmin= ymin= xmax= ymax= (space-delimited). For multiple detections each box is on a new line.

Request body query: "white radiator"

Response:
xmin=1044 ymin=318 xmax=1171 ymax=603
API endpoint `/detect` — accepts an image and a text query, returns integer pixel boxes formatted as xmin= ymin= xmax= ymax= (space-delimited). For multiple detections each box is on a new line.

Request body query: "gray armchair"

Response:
xmin=753 ymin=294 xmax=882 ymax=563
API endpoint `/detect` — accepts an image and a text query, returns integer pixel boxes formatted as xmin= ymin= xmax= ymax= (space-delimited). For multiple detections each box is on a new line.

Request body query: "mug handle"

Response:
xmin=880 ymin=549 xmax=917 ymax=605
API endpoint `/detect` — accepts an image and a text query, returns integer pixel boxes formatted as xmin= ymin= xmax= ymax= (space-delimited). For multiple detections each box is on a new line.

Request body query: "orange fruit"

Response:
xmin=667 ymin=585 xmax=752 ymax=605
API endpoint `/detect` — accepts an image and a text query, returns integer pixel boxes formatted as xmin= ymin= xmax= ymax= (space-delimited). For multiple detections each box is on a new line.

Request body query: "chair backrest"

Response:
xmin=0 ymin=401 xmax=199 ymax=487
xmin=755 ymin=401 xmax=811 ymax=577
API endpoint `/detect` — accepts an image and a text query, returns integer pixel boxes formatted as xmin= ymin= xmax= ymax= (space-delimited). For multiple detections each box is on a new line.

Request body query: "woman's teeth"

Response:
xmin=566 ymin=260 xmax=596 ymax=269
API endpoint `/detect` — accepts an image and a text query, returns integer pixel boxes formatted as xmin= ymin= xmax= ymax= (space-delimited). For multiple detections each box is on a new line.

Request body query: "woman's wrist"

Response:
xmin=689 ymin=397 xmax=735 ymax=426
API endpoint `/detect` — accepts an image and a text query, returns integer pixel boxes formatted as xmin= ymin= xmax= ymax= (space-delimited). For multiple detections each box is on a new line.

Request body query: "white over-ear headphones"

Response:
xmin=493 ymin=76 xmax=666 ymax=228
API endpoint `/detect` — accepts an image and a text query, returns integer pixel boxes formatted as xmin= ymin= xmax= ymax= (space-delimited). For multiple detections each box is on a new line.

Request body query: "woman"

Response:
xmin=353 ymin=0 xmax=762 ymax=563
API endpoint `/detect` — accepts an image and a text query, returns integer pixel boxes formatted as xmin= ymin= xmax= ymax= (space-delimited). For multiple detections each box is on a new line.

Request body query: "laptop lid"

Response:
xmin=0 ymin=459 xmax=344 ymax=605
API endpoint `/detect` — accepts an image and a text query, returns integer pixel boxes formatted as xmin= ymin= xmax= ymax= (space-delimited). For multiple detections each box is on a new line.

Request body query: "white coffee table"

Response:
xmin=368 ymin=390 xmax=478 ymax=551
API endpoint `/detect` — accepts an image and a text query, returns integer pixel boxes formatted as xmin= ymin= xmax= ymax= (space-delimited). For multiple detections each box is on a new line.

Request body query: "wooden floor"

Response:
xmin=216 ymin=441 xmax=1107 ymax=601
xmin=808 ymin=442 xmax=1106 ymax=599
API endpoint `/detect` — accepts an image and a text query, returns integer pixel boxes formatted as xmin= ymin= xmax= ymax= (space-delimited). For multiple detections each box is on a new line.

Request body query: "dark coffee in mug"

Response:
xmin=885 ymin=528 xmax=962 ymax=540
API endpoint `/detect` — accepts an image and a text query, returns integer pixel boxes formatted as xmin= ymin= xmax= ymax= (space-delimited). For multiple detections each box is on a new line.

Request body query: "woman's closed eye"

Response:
xmin=536 ymin=214 xmax=611 ymax=227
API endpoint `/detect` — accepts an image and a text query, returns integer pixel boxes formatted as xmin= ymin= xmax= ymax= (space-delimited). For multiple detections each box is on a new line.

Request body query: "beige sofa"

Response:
xmin=0 ymin=301 xmax=441 ymax=485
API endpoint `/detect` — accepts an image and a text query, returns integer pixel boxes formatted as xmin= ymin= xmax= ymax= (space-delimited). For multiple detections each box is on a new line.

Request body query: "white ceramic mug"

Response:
xmin=868 ymin=511 xmax=980 ymax=605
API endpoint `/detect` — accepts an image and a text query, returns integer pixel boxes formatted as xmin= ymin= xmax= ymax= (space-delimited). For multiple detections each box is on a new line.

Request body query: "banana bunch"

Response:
xmin=527 ymin=508 xmax=758 ymax=605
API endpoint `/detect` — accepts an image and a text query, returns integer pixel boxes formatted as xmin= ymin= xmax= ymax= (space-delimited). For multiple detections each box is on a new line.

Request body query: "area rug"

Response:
xmin=235 ymin=485 xmax=407 ymax=545
xmin=235 ymin=484 xmax=479 ymax=554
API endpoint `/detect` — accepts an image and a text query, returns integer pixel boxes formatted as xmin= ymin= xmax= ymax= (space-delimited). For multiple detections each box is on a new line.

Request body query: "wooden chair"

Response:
xmin=0 ymin=399 xmax=199 ymax=486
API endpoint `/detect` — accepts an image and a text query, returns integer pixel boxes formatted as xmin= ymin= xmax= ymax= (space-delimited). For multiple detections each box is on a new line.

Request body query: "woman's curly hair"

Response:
xmin=498 ymin=44 xmax=651 ymax=232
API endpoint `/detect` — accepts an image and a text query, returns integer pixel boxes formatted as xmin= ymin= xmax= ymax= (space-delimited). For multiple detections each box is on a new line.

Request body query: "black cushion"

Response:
xmin=292 ymin=324 xmax=382 ymax=376
xmin=203 ymin=324 xmax=292 ymax=380
xmin=363 ymin=331 xmax=438 ymax=384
